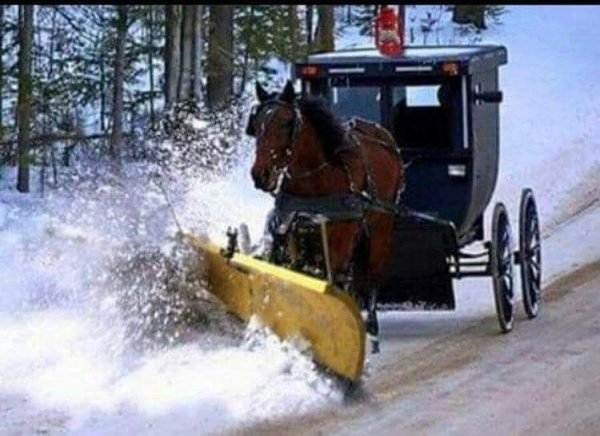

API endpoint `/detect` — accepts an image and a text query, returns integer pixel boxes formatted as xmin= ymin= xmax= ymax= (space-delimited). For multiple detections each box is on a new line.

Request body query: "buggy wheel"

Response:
xmin=491 ymin=202 xmax=515 ymax=333
xmin=519 ymin=188 xmax=542 ymax=319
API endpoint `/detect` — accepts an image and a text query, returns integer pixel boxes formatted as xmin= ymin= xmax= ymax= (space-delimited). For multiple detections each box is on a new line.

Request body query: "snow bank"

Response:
xmin=483 ymin=6 xmax=600 ymax=235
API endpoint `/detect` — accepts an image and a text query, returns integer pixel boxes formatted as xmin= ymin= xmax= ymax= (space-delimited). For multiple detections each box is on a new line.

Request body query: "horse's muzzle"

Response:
xmin=251 ymin=168 xmax=272 ymax=192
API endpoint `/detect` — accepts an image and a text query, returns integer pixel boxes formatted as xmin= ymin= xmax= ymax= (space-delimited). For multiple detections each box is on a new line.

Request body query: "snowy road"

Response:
xmin=239 ymin=204 xmax=600 ymax=436
xmin=1 ymin=200 xmax=596 ymax=436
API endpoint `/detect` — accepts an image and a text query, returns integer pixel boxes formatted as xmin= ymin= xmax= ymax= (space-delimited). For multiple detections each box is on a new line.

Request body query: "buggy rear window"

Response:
xmin=403 ymin=85 xmax=442 ymax=107
xmin=330 ymin=86 xmax=380 ymax=122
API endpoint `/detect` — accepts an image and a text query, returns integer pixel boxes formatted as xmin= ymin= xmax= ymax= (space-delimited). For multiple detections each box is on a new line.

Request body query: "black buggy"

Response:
xmin=290 ymin=45 xmax=543 ymax=331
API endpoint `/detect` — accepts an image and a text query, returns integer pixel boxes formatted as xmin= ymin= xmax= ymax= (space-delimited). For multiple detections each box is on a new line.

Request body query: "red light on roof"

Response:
xmin=375 ymin=6 xmax=404 ymax=57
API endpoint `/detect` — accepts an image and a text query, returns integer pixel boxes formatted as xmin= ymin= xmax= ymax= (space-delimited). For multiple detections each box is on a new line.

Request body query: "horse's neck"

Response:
xmin=283 ymin=132 xmax=350 ymax=196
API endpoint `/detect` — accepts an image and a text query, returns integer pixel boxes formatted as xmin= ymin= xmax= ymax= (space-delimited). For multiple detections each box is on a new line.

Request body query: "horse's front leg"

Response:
xmin=366 ymin=285 xmax=380 ymax=354
xmin=324 ymin=221 xmax=362 ymax=289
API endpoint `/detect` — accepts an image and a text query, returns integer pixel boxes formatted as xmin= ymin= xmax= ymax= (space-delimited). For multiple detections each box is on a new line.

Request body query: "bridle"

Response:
xmin=247 ymin=98 xmax=331 ymax=189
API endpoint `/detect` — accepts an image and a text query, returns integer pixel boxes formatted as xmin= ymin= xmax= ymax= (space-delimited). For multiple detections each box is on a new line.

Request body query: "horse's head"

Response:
xmin=247 ymin=80 xmax=300 ymax=192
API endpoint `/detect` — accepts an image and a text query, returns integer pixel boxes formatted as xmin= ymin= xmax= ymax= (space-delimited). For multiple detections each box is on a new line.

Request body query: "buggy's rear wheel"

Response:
xmin=491 ymin=202 xmax=515 ymax=333
xmin=519 ymin=188 xmax=542 ymax=319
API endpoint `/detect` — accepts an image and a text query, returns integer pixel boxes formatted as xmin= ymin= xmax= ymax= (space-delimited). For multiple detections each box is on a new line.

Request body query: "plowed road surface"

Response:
xmin=241 ymin=260 xmax=600 ymax=436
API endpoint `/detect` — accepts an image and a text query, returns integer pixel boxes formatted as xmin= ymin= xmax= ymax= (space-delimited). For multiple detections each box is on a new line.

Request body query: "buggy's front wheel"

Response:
xmin=491 ymin=202 xmax=515 ymax=333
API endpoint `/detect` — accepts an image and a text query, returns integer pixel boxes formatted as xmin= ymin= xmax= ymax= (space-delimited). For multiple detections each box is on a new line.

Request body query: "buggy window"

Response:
xmin=392 ymin=84 xmax=454 ymax=151
xmin=405 ymin=85 xmax=441 ymax=107
xmin=330 ymin=86 xmax=380 ymax=122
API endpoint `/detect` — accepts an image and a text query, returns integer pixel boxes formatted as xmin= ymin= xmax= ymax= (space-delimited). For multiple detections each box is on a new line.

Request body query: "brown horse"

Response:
xmin=247 ymin=80 xmax=405 ymax=353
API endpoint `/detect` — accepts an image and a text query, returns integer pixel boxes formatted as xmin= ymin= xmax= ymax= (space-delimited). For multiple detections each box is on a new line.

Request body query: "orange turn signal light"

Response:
xmin=301 ymin=66 xmax=319 ymax=77
xmin=442 ymin=62 xmax=459 ymax=76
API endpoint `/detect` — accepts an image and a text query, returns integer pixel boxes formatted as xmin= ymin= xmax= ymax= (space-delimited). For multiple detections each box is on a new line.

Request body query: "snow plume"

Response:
xmin=0 ymin=98 xmax=342 ymax=433
xmin=145 ymin=97 xmax=256 ymax=180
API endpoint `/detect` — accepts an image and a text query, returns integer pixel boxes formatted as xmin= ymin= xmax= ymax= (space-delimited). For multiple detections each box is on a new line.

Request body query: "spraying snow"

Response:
xmin=0 ymin=112 xmax=342 ymax=434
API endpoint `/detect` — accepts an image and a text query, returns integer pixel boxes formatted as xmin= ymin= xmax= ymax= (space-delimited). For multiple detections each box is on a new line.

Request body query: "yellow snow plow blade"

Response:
xmin=186 ymin=234 xmax=365 ymax=382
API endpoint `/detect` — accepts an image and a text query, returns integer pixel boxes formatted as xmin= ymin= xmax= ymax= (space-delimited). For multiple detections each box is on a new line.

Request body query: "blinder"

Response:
xmin=245 ymin=99 xmax=298 ymax=141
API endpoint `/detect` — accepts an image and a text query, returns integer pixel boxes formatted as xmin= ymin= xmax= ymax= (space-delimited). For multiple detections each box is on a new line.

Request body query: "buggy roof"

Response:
xmin=296 ymin=45 xmax=507 ymax=77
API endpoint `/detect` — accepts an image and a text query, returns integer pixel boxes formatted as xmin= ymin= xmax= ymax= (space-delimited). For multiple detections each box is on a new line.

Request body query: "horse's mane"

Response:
xmin=297 ymin=96 xmax=346 ymax=164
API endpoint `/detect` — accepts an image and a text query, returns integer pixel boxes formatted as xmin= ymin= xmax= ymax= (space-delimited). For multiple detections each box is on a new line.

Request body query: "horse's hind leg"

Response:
xmin=364 ymin=212 xmax=396 ymax=354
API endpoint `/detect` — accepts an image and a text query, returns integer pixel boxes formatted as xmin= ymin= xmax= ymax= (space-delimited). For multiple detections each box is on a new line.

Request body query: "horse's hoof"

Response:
xmin=370 ymin=339 xmax=380 ymax=354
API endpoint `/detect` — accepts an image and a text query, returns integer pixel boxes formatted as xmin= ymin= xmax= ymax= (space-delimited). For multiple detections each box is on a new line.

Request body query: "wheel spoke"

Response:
xmin=502 ymin=230 xmax=510 ymax=246
xmin=529 ymin=269 xmax=540 ymax=284
xmin=506 ymin=294 xmax=514 ymax=306
xmin=529 ymin=237 xmax=540 ymax=249
xmin=529 ymin=218 xmax=538 ymax=234
xmin=501 ymin=245 xmax=512 ymax=265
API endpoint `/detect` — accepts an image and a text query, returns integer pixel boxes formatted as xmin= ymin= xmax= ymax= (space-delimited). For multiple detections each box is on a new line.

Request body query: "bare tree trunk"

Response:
xmin=164 ymin=5 xmax=181 ymax=109
xmin=206 ymin=5 xmax=233 ymax=111
xmin=0 ymin=5 xmax=9 ymax=151
xmin=16 ymin=4 xmax=33 ymax=193
xmin=305 ymin=5 xmax=314 ymax=45
xmin=0 ymin=5 xmax=4 ymax=142
xmin=238 ymin=5 xmax=252 ymax=97
xmin=398 ymin=5 xmax=406 ymax=42
xmin=192 ymin=5 xmax=203 ymax=103
xmin=110 ymin=5 xmax=127 ymax=167
xmin=178 ymin=4 xmax=195 ymax=101
xmin=99 ymin=36 xmax=106 ymax=133
xmin=147 ymin=6 xmax=155 ymax=129
xmin=41 ymin=8 xmax=57 ymax=194
xmin=288 ymin=5 xmax=298 ymax=62
xmin=314 ymin=5 xmax=334 ymax=53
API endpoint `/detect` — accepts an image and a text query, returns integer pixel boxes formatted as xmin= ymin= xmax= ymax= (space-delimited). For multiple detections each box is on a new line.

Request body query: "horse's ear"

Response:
xmin=256 ymin=81 xmax=269 ymax=103
xmin=281 ymin=80 xmax=296 ymax=104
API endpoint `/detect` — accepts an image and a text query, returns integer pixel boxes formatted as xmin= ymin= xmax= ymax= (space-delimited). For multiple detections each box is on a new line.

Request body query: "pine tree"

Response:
xmin=164 ymin=5 xmax=181 ymax=109
xmin=192 ymin=5 xmax=204 ymax=103
xmin=453 ymin=5 xmax=507 ymax=30
xmin=110 ymin=5 xmax=128 ymax=166
xmin=314 ymin=6 xmax=334 ymax=53
xmin=16 ymin=4 xmax=33 ymax=192
xmin=355 ymin=5 xmax=379 ymax=37
xmin=0 ymin=5 xmax=4 ymax=144
xmin=207 ymin=5 xmax=233 ymax=110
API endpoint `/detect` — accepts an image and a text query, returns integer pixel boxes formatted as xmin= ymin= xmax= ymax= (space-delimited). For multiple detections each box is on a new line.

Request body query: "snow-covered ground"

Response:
xmin=0 ymin=5 xmax=599 ymax=435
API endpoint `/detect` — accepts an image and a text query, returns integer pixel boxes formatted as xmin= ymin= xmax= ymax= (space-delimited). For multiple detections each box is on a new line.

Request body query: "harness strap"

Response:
xmin=275 ymin=192 xmax=365 ymax=220
xmin=346 ymin=117 xmax=402 ymax=156
xmin=342 ymin=127 xmax=379 ymax=202
xmin=284 ymin=161 xmax=330 ymax=181
xmin=358 ymin=191 xmax=399 ymax=215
